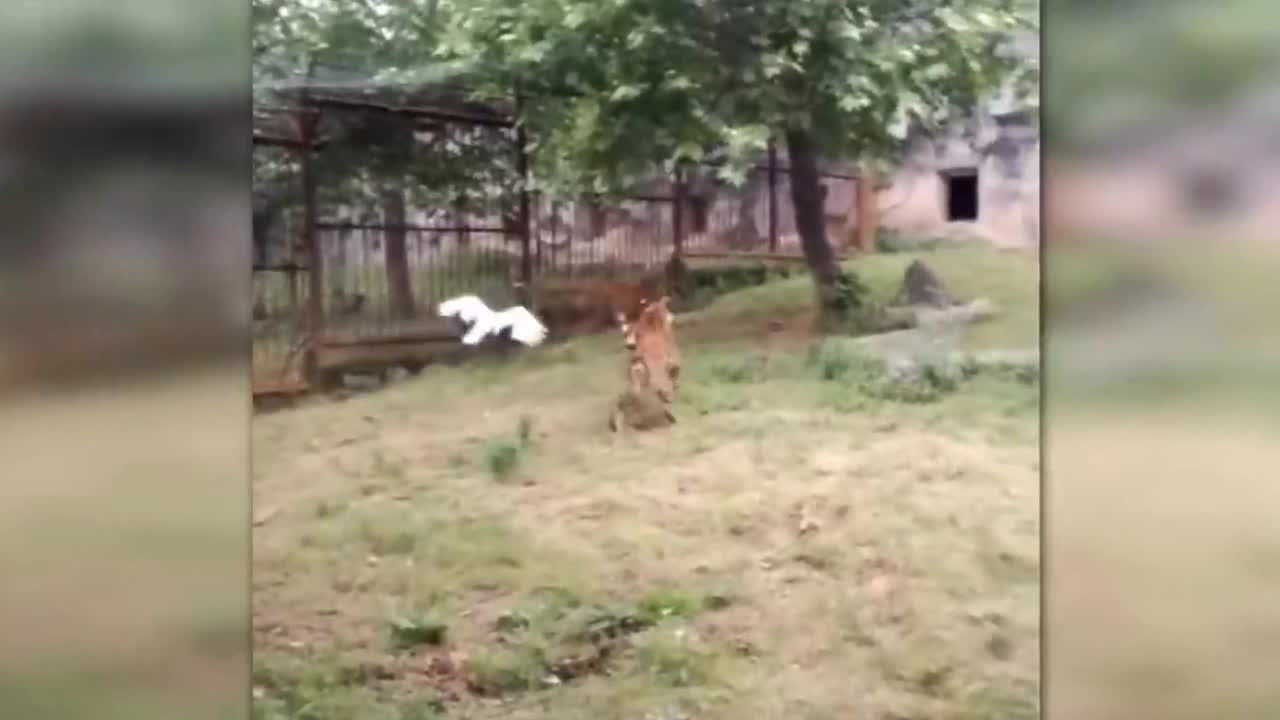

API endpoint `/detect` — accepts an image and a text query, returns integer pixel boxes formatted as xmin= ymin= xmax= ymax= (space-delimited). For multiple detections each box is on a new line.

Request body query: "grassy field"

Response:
xmin=252 ymin=245 xmax=1040 ymax=720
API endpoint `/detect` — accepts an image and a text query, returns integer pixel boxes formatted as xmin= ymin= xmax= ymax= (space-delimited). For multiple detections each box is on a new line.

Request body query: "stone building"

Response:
xmin=877 ymin=85 xmax=1040 ymax=250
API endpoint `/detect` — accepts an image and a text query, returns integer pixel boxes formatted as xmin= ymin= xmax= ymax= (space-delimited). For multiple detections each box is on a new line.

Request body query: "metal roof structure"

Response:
xmin=253 ymin=67 xmax=516 ymax=149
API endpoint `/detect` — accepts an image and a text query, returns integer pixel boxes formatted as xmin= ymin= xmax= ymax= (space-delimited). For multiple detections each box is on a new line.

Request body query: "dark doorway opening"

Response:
xmin=944 ymin=170 xmax=979 ymax=221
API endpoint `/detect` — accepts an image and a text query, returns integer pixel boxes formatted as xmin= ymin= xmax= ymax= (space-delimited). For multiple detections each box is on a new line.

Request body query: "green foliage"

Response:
xmin=807 ymin=340 xmax=885 ymax=384
xmin=874 ymin=228 xmax=952 ymax=254
xmin=253 ymin=0 xmax=1036 ymax=309
xmin=484 ymin=416 xmax=533 ymax=482
xmin=815 ymin=271 xmax=875 ymax=333
xmin=484 ymin=439 xmax=522 ymax=482
xmin=388 ymin=612 xmax=449 ymax=650
xmin=464 ymin=646 xmax=550 ymax=695
xmin=253 ymin=0 xmax=518 ymax=208
xmin=635 ymin=587 xmax=704 ymax=623
xmin=630 ymin=633 xmax=719 ymax=688
xmin=708 ymin=355 xmax=768 ymax=385
xmin=863 ymin=360 xmax=963 ymax=404
xmin=253 ymin=656 xmax=391 ymax=720
xmin=432 ymin=0 xmax=1036 ymax=191
xmin=809 ymin=339 xmax=1037 ymax=409
xmin=673 ymin=262 xmax=790 ymax=312
xmin=463 ymin=583 xmax=728 ymax=696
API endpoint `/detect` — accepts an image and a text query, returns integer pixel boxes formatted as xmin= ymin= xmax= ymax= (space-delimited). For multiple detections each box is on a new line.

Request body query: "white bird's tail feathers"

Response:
xmin=438 ymin=294 xmax=548 ymax=347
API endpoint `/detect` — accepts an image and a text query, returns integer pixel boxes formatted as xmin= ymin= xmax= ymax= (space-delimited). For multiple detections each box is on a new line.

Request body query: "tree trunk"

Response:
xmin=784 ymin=127 xmax=866 ymax=329
xmin=382 ymin=187 xmax=416 ymax=320
xmin=785 ymin=128 xmax=841 ymax=281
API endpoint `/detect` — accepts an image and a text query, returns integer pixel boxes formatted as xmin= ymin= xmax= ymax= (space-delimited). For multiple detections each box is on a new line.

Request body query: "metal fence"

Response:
xmin=252 ymin=145 xmax=309 ymax=393
xmin=252 ymin=98 xmax=869 ymax=395
xmin=252 ymin=265 xmax=310 ymax=392
xmin=530 ymin=195 xmax=676 ymax=277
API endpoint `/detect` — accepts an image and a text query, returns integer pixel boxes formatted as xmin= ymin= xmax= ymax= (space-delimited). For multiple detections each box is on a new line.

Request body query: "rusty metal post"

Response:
xmin=855 ymin=166 xmax=878 ymax=252
xmin=514 ymin=94 xmax=533 ymax=302
xmin=534 ymin=197 xmax=543 ymax=271
xmin=549 ymin=199 xmax=559 ymax=272
xmin=672 ymin=163 xmax=686 ymax=259
xmin=767 ymin=139 xmax=779 ymax=253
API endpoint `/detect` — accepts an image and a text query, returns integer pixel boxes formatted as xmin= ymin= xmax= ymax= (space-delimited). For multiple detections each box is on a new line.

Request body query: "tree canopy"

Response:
xmin=253 ymin=0 xmax=1039 ymax=323
xmin=432 ymin=0 xmax=1036 ymax=192
xmin=253 ymin=0 xmax=514 ymax=212
xmin=254 ymin=0 xmax=1037 ymax=196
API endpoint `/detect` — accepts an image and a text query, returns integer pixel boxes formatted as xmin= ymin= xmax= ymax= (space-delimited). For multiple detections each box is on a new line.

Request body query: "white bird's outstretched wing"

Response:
xmin=498 ymin=306 xmax=548 ymax=347
xmin=438 ymin=295 xmax=492 ymax=325
xmin=440 ymin=294 xmax=546 ymax=347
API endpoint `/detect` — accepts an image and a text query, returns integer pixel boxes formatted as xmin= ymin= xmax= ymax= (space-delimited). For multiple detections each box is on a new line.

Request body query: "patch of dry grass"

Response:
xmin=252 ymin=246 xmax=1039 ymax=719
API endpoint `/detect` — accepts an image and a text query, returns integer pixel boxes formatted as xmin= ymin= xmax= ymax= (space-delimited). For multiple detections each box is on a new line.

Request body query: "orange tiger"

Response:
xmin=533 ymin=275 xmax=665 ymax=337
xmin=616 ymin=295 xmax=680 ymax=402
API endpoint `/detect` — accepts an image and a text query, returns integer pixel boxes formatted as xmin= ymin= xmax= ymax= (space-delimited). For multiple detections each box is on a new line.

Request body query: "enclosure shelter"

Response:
xmin=252 ymin=73 xmax=870 ymax=400
xmin=252 ymin=74 xmax=533 ymax=396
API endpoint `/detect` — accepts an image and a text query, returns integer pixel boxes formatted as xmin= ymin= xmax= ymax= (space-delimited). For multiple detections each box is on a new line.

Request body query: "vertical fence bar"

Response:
xmin=767 ymin=139 xmax=779 ymax=253
xmin=534 ymin=194 xmax=544 ymax=272
xmin=515 ymin=94 xmax=533 ymax=301
xmin=549 ymin=199 xmax=559 ymax=273
xmin=672 ymin=164 xmax=686 ymax=259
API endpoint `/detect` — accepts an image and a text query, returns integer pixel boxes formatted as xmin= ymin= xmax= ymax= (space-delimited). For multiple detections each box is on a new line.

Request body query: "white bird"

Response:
xmin=438 ymin=294 xmax=548 ymax=347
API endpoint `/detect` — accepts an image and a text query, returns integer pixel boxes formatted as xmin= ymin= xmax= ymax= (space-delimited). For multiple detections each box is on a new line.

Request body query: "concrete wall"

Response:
xmin=878 ymin=113 xmax=1040 ymax=250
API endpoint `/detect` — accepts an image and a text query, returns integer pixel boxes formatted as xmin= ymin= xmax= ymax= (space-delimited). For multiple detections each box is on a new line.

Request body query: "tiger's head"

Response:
xmin=619 ymin=296 xmax=673 ymax=349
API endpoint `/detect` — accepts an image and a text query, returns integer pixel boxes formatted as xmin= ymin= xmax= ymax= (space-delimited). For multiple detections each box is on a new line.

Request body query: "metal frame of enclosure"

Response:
xmin=252 ymin=79 xmax=531 ymax=395
xmin=252 ymin=78 xmax=872 ymax=398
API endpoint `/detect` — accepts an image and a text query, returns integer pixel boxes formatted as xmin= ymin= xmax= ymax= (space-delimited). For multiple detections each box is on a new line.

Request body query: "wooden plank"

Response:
xmin=317 ymin=339 xmax=461 ymax=371
xmin=317 ymin=331 xmax=459 ymax=348
xmin=315 ymin=221 xmax=513 ymax=234
xmin=304 ymin=95 xmax=515 ymax=128
xmin=681 ymin=250 xmax=850 ymax=263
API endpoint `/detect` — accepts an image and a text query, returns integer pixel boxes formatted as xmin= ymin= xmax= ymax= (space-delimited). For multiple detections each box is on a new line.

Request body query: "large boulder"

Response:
xmin=892 ymin=259 xmax=961 ymax=309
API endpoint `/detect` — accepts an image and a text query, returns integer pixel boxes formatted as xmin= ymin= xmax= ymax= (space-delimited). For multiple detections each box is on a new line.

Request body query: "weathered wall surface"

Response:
xmin=877 ymin=116 xmax=1040 ymax=250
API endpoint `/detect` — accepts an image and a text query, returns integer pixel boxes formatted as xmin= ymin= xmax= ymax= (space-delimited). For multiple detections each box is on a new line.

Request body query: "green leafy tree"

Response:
xmin=438 ymin=0 xmax=1037 ymax=326
xmin=255 ymin=0 xmax=1037 ymax=326
xmin=253 ymin=0 xmax=499 ymax=209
